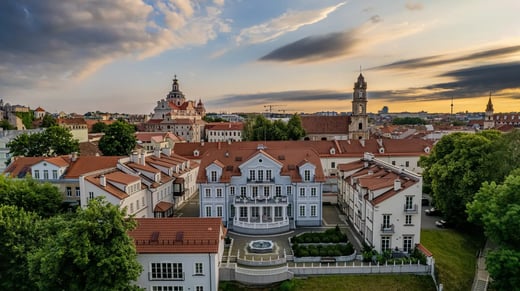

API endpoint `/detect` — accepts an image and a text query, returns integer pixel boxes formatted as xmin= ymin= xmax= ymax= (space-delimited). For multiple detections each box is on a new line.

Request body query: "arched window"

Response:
xmin=358 ymin=122 xmax=363 ymax=130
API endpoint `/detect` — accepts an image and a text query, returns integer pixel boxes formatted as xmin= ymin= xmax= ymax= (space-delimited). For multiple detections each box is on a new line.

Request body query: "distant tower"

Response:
xmin=483 ymin=92 xmax=495 ymax=129
xmin=166 ymin=75 xmax=187 ymax=106
xmin=349 ymin=73 xmax=369 ymax=140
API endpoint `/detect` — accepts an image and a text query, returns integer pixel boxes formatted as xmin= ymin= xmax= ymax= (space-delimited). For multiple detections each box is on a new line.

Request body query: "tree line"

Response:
xmin=420 ymin=129 xmax=520 ymax=289
xmin=242 ymin=114 xmax=306 ymax=141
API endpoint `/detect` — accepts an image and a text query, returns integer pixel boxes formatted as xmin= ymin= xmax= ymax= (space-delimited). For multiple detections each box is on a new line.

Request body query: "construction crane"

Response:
xmin=264 ymin=104 xmax=286 ymax=113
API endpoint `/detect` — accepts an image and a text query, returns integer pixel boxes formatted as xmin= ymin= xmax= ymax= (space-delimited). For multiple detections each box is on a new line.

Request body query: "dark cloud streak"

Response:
xmin=259 ymin=30 xmax=360 ymax=63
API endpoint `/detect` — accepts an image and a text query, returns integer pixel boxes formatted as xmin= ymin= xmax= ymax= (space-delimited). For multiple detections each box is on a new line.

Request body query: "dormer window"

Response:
xmin=304 ymin=170 xmax=311 ymax=181
xmin=211 ymin=171 xmax=217 ymax=182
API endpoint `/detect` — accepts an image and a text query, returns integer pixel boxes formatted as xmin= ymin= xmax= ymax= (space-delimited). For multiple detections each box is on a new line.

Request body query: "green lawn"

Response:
xmin=421 ymin=229 xmax=484 ymax=291
xmin=220 ymin=275 xmax=436 ymax=291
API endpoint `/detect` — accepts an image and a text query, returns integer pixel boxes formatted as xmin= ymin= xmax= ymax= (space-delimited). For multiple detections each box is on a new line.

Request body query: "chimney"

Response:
xmin=139 ymin=151 xmax=146 ymax=165
xmin=131 ymin=151 xmax=139 ymax=163
xmin=100 ymin=175 xmax=106 ymax=187
xmin=161 ymin=147 xmax=172 ymax=156
xmin=394 ymin=179 xmax=401 ymax=191
xmin=154 ymin=147 xmax=161 ymax=158
xmin=71 ymin=152 xmax=78 ymax=162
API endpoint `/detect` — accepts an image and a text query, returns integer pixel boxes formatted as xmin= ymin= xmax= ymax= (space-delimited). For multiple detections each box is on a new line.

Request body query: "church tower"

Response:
xmin=349 ymin=73 xmax=369 ymax=140
xmin=483 ymin=93 xmax=495 ymax=129
xmin=166 ymin=75 xmax=187 ymax=106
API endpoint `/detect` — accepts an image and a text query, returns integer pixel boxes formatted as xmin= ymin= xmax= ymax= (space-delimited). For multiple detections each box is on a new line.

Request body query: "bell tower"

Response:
xmin=349 ymin=73 xmax=369 ymax=140
xmin=483 ymin=92 xmax=495 ymax=129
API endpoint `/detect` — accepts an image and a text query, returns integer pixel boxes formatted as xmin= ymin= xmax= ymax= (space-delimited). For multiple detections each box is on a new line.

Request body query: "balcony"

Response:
xmin=234 ymin=196 xmax=288 ymax=205
xmin=246 ymin=178 xmax=275 ymax=183
xmin=380 ymin=224 xmax=395 ymax=234
xmin=148 ymin=272 xmax=185 ymax=281
xmin=403 ymin=204 xmax=418 ymax=214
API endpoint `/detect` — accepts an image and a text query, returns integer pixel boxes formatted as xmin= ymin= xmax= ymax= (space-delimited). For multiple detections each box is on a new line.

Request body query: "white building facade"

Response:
xmin=338 ymin=153 xmax=422 ymax=253
xmin=198 ymin=144 xmax=325 ymax=235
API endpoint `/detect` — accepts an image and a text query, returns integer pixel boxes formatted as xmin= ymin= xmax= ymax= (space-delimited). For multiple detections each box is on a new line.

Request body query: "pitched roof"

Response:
xmin=301 ymin=115 xmax=349 ymax=134
xmin=63 ymin=156 xmax=121 ymax=178
xmin=205 ymin=122 xmax=244 ymax=131
xmin=3 ymin=156 xmax=45 ymax=178
xmin=129 ymin=218 xmax=225 ymax=254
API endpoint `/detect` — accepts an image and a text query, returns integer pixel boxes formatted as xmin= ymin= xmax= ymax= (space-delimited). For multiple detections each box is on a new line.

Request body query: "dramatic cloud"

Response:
xmin=0 ymin=0 xmax=229 ymax=89
xmin=375 ymin=45 xmax=520 ymax=71
xmin=236 ymin=2 xmax=346 ymax=45
xmin=206 ymin=89 xmax=347 ymax=108
xmin=259 ymin=30 xmax=361 ymax=63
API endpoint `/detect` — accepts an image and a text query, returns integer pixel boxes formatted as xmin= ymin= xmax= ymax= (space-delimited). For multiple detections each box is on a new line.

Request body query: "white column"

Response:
xmin=247 ymin=205 xmax=251 ymax=223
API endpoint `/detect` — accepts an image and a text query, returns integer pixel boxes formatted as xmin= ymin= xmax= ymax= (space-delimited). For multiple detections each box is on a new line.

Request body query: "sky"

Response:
xmin=1 ymin=0 xmax=519 ymax=115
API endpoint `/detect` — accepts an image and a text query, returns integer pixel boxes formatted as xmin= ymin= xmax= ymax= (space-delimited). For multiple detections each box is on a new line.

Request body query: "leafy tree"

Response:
xmin=420 ymin=131 xmax=501 ymax=226
xmin=467 ymin=171 xmax=520 ymax=290
xmin=0 ymin=205 xmax=42 ymax=290
xmin=16 ymin=111 xmax=34 ymax=129
xmin=91 ymin=121 xmax=108 ymax=133
xmin=392 ymin=117 xmax=427 ymax=125
xmin=98 ymin=120 xmax=137 ymax=156
xmin=7 ymin=126 xmax=79 ymax=157
xmin=203 ymin=115 xmax=226 ymax=122
xmin=28 ymin=198 xmax=142 ymax=290
xmin=0 ymin=176 xmax=62 ymax=217
xmin=287 ymin=113 xmax=305 ymax=140
xmin=41 ymin=113 xmax=57 ymax=128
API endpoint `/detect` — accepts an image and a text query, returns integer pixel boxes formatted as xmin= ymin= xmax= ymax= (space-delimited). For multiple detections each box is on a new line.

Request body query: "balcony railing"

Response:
xmin=403 ymin=204 xmax=418 ymax=214
xmin=148 ymin=272 xmax=185 ymax=281
xmin=234 ymin=196 xmax=288 ymax=204
xmin=246 ymin=178 xmax=275 ymax=183
xmin=380 ymin=224 xmax=395 ymax=234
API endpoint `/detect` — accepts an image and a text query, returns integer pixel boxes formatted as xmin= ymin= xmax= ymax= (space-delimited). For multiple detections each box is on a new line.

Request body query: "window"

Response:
xmin=299 ymin=188 xmax=305 ymax=197
xmin=311 ymin=188 xmax=317 ymax=197
xmin=249 ymin=170 xmax=255 ymax=181
xmin=405 ymin=161 xmax=410 ymax=167
xmin=142 ymin=197 xmax=145 ymax=207
xmin=216 ymin=188 xmax=223 ymax=198
xmin=195 ymin=262 xmax=203 ymax=275
xmin=405 ymin=196 xmax=414 ymax=210
xmin=216 ymin=206 xmax=223 ymax=217
xmin=150 ymin=262 xmax=183 ymax=280
xmin=152 ymin=287 xmax=183 ymax=291
xmin=266 ymin=170 xmax=272 ymax=181
xmin=66 ymin=187 xmax=72 ymax=197
xmin=381 ymin=236 xmax=391 ymax=251
xmin=382 ymin=214 xmax=391 ymax=228
xmin=299 ymin=205 xmax=305 ymax=217
xmin=310 ymin=205 xmax=317 ymax=217
xmin=34 ymin=170 xmax=40 ymax=179
xmin=196 ymin=287 xmax=203 ymax=291
xmin=240 ymin=187 xmax=246 ymax=197
xmin=403 ymin=236 xmax=413 ymax=252
xmin=304 ymin=170 xmax=311 ymax=181
xmin=391 ymin=161 xmax=396 ymax=166
xmin=331 ymin=162 xmax=336 ymax=168
xmin=240 ymin=207 xmax=248 ymax=218
xmin=52 ymin=170 xmax=58 ymax=179
xmin=75 ymin=187 xmax=80 ymax=197
xmin=287 ymin=204 xmax=292 ymax=217
xmin=263 ymin=187 xmax=270 ymax=197
xmin=230 ymin=186 xmax=235 ymax=196
xmin=286 ymin=186 xmax=292 ymax=195
xmin=258 ymin=170 xmax=264 ymax=181
xmin=405 ymin=215 xmax=412 ymax=225
xmin=137 ymin=199 xmax=140 ymax=209
xmin=205 ymin=206 xmax=212 ymax=217
xmin=130 ymin=203 xmax=134 ymax=213
xmin=275 ymin=206 xmax=282 ymax=217
xmin=88 ymin=192 xmax=94 ymax=202
xmin=210 ymin=171 xmax=217 ymax=182
xmin=275 ymin=186 xmax=281 ymax=197
xmin=205 ymin=189 xmax=211 ymax=198
xmin=43 ymin=170 xmax=49 ymax=180
xmin=252 ymin=187 xmax=258 ymax=198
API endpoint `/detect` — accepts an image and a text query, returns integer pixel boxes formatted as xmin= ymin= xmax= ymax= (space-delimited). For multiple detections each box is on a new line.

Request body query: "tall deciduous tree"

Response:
xmin=7 ymin=126 xmax=79 ymax=157
xmin=242 ymin=114 xmax=305 ymax=141
xmin=467 ymin=171 xmax=520 ymax=290
xmin=41 ymin=113 xmax=57 ymax=128
xmin=91 ymin=121 xmax=108 ymax=133
xmin=98 ymin=121 xmax=137 ymax=156
xmin=0 ymin=176 xmax=62 ymax=217
xmin=420 ymin=130 xmax=501 ymax=226
xmin=287 ymin=113 xmax=305 ymax=140
xmin=28 ymin=198 xmax=142 ymax=290
xmin=0 ymin=205 xmax=41 ymax=290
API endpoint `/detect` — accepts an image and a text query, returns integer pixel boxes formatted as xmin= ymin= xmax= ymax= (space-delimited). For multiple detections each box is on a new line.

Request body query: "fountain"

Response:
xmin=248 ymin=240 xmax=274 ymax=253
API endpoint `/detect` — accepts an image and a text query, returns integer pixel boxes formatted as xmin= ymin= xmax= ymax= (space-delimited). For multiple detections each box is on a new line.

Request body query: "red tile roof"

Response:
xmin=301 ymin=115 xmax=349 ymax=134
xmin=206 ymin=122 xmax=244 ymax=131
xmin=129 ymin=218 xmax=226 ymax=254
xmin=154 ymin=201 xmax=174 ymax=212
xmin=3 ymin=156 xmax=45 ymax=178
xmin=63 ymin=156 xmax=121 ymax=178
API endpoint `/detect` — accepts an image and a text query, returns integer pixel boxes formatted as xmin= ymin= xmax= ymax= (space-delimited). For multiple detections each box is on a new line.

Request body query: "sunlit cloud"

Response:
xmin=405 ymin=2 xmax=424 ymax=11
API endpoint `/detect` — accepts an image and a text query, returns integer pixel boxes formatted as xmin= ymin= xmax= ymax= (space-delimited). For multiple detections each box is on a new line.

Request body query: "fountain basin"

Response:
xmin=248 ymin=240 xmax=274 ymax=253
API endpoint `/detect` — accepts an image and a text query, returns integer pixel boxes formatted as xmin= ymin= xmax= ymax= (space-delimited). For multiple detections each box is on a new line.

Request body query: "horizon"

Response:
xmin=1 ymin=1 xmax=519 ymax=115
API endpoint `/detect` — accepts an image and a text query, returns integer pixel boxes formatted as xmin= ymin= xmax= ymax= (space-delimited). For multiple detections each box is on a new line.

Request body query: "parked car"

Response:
xmin=425 ymin=207 xmax=441 ymax=216
xmin=421 ymin=198 xmax=430 ymax=206
xmin=435 ymin=219 xmax=452 ymax=228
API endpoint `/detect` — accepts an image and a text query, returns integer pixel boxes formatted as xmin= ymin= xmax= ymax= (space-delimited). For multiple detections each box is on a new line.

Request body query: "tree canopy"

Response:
xmin=7 ymin=126 xmax=79 ymax=157
xmin=91 ymin=121 xmax=108 ymax=133
xmin=392 ymin=117 xmax=426 ymax=125
xmin=98 ymin=120 xmax=137 ymax=156
xmin=467 ymin=170 xmax=520 ymax=290
xmin=29 ymin=198 xmax=142 ymax=290
xmin=243 ymin=114 xmax=305 ymax=141
xmin=419 ymin=130 xmax=502 ymax=226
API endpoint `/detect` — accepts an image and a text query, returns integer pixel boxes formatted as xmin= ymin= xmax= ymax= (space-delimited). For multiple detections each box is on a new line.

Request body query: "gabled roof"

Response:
xmin=129 ymin=218 xmax=225 ymax=254
xmin=3 ymin=156 xmax=45 ymax=178
xmin=39 ymin=156 xmax=71 ymax=168
xmin=85 ymin=173 xmax=129 ymax=200
xmin=63 ymin=156 xmax=121 ymax=178
xmin=206 ymin=122 xmax=244 ymax=131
